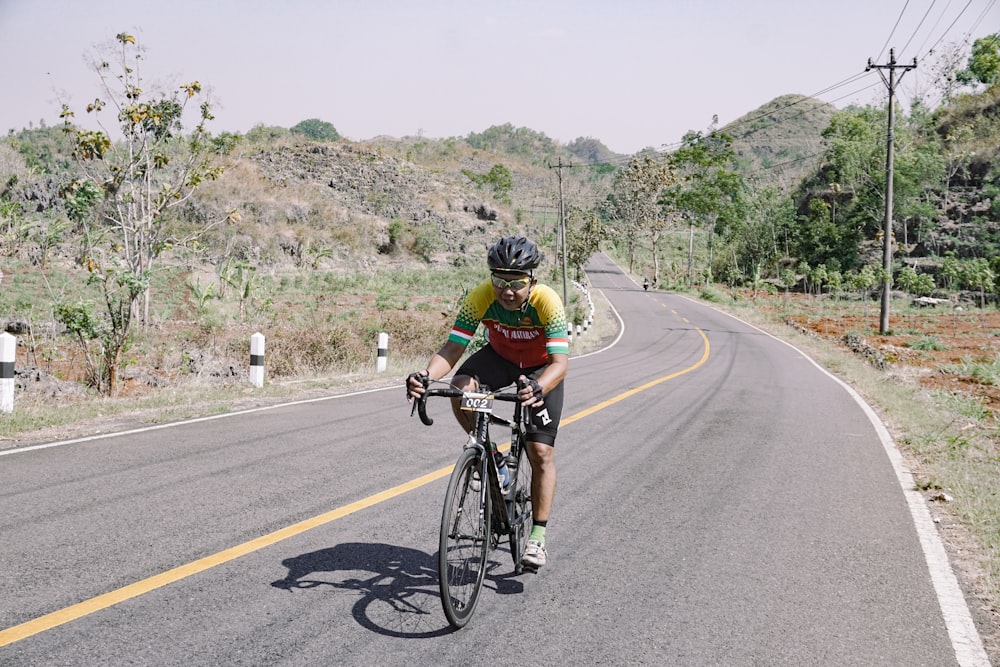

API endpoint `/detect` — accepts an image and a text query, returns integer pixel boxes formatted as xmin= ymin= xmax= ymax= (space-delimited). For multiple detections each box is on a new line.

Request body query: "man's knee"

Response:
xmin=450 ymin=374 xmax=477 ymax=391
xmin=528 ymin=440 xmax=555 ymax=466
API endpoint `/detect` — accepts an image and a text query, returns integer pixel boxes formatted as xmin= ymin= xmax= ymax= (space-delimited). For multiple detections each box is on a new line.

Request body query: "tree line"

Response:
xmin=562 ymin=32 xmax=999 ymax=304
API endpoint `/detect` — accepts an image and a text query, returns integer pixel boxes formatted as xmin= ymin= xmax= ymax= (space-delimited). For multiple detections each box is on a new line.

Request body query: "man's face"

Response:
xmin=491 ymin=271 xmax=533 ymax=310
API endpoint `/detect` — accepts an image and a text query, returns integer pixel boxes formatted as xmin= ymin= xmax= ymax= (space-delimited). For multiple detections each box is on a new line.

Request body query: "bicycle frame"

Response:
xmin=415 ymin=379 xmax=535 ymax=628
xmin=415 ymin=383 xmax=531 ymax=546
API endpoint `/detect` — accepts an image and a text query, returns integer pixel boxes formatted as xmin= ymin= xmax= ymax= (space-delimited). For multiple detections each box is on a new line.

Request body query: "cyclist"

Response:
xmin=407 ymin=235 xmax=568 ymax=570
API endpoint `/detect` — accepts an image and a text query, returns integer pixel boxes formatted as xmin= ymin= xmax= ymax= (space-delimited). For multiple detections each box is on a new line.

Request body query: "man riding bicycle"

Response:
xmin=407 ymin=236 xmax=568 ymax=570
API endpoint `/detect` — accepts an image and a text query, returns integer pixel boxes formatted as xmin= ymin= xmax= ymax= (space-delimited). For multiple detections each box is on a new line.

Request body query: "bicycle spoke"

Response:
xmin=439 ymin=448 xmax=490 ymax=628
xmin=508 ymin=439 xmax=533 ymax=570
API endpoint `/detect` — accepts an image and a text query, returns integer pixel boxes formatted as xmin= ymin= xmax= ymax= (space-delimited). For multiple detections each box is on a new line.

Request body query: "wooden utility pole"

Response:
xmin=549 ymin=158 xmax=572 ymax=308
xmin=867 ymin=48 xmax=916 ymax=334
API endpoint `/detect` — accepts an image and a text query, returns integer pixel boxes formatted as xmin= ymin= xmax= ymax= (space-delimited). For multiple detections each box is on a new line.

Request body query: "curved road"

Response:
xmin=0 ymin=254 xmax=989 ymax=665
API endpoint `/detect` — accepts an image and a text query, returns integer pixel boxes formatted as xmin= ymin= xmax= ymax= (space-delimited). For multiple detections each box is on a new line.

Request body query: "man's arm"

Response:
xmin=426 ymin=340 xmax=467 ymax=380
xmin=518 ymin=352 xmax=567 ymax=406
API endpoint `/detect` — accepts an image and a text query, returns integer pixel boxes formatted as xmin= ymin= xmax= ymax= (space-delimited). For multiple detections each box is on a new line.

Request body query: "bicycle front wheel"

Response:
xmin=508 ymin=438 xmax=533 ymax=570
xmin=439 ymin=447 xmax=491 ymax=628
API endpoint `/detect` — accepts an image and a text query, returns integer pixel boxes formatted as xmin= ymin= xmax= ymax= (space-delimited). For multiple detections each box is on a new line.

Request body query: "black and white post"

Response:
xmin=0 ymin=332 xmax=14 ymax=413
xmin=376 ymin=332 xmax=389 ymax=373
xmin=250 ymin=332 xmax=265 ymax=388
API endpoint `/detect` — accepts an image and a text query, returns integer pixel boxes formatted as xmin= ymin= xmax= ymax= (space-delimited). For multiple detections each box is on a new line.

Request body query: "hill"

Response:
xmin=176 ymin=127 xmax=621 ymax=273
xmin=725 ymin=94 xmax=837 ymax=189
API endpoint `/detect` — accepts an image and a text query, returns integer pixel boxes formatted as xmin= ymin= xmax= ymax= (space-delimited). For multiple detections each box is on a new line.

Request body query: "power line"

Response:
xmin=560 ymin=1 xmax=992 ymax=171
xmin=913 ymin=0 xmax=955 ymax=57
xmin=877 ymin=0 xmax=913 ymax=62
xmin=919 ymin=0 xmax=977 ymax=59
xmin=898 ymin=0 xmax=939 ymax=56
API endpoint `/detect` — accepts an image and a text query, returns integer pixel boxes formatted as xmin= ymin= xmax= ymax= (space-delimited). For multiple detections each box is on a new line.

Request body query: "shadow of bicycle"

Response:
xmin=272 ymin=542 xmax=527 ymax=637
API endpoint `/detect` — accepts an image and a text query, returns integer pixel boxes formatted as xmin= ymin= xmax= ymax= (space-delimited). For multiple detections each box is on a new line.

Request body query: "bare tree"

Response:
xmin=606 ymin=156 xmax=673 ymax=278
xmin=58 ymin=33 xmax=231 ymax=394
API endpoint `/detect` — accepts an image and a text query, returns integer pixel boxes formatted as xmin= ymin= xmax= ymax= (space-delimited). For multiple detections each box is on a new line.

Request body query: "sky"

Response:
xmin=1 ymin=0 xmax=997 ymax=155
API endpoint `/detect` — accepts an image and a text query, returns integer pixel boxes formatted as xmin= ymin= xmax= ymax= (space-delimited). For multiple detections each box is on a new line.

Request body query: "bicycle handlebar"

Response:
xmin=413 ymin=384 xmax=524 ymax=427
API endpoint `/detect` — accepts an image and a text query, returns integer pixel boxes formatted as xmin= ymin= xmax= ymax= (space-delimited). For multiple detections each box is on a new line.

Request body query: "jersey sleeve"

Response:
xmin=538 ymin=285 xmax=570 ymax=356
xmin=448 ymin=281 xmax=492 ymax=347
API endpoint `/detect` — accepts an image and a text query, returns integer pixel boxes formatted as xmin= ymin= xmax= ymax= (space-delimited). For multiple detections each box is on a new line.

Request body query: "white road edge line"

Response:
xmin=0 ymin=299 xmax=627 ymax=459
xmin=6 ymin=258 xmax=984 ymax=661
xmin=694 ymin=297 xmax=990 ymax=667
xmin=0 ymin=385 xmax=397 ymax=457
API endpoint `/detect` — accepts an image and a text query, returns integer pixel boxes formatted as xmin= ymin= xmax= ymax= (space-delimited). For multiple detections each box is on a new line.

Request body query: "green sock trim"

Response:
xmin=529 ymin=525 xmax=546 ymax=543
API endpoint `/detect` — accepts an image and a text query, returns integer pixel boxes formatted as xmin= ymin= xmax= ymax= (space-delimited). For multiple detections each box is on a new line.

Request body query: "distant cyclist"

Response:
xmin=407 ymin=236 xmax=568 ymax=570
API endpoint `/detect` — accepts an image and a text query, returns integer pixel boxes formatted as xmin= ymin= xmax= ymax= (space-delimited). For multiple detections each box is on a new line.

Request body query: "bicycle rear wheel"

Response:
xmin=439 ymin=447 xmax=491 ymax=628
xmin=508 ymin=438 xmax=533 ymax=571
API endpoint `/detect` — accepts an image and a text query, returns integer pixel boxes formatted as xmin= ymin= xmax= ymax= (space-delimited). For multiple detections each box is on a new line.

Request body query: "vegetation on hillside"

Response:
xmin=596 ymin=33 xmax=1000 ymax=306
xmin=1 ymin=32 xmax=1000 ymax=651
xmin=1 ymin=30 xmax=998 ymax=396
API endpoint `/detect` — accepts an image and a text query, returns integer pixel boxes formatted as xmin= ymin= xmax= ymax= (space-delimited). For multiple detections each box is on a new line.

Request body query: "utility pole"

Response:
xmin=549 ymin=158 xmax=571 ymax=308
xmin=867 ymin=48 xmax=916 ymax=335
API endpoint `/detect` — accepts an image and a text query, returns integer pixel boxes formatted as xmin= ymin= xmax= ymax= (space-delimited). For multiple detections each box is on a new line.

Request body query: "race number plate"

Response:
xmin=460 ymin=392 xmax=494 ymax=413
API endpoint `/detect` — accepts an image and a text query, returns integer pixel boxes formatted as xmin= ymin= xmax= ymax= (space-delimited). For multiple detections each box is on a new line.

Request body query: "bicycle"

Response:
xmin=411 ymin=378 xmax=534 ymax=629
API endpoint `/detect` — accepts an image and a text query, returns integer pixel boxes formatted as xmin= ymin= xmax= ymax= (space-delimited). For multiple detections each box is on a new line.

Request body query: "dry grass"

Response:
xmin=1 ymin=264 xmax=616 ymax=444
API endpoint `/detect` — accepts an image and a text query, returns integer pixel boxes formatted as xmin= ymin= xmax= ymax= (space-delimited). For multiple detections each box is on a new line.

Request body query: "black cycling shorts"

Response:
xmin=454 ymin=344 xmax=564 ymax=447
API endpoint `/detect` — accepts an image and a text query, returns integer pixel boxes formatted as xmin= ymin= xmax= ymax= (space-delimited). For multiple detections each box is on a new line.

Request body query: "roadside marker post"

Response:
xmin=1 ymin=332 xmax=14 ymax=413
xmin=249 ymin=332 xmax=265 ymax=388
xmin=376 ymin=333 xmax=389 ymax=372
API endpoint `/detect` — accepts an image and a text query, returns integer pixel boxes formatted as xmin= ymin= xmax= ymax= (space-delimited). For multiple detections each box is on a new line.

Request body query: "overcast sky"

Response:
xmin=1 ymin=0 xmax=997 ymax=155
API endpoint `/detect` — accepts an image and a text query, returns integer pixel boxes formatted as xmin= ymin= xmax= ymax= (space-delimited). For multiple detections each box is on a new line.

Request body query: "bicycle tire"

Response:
xmin=508 ymin=438 xmax=533 ymax=571
xmin=439 ymin=447 xmax=491 ymax=628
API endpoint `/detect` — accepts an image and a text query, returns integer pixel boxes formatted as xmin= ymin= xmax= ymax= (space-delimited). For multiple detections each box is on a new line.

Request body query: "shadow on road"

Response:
xmin=271 ymin=542 xmax=527 ymax=637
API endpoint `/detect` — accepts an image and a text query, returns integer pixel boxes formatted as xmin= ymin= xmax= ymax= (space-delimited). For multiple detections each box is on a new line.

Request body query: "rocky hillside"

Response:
xmin=725 ymin=94 xmax=837 ymax=189
xmin=179 ymin=130 xmax=620 ymax=274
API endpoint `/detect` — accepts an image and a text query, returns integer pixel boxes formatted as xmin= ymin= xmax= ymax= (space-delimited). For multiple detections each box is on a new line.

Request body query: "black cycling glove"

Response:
xmin=406 ymin=370 xmax=428 ymax=399
xmin=523 ymin=378 xmax=544 ymax=402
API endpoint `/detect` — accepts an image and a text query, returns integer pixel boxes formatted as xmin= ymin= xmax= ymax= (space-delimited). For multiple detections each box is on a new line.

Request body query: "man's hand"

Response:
xmin=406 ymin=370 xmax=429 ymax=400
xmin=517 ymin=374 xmax=544 ymax=408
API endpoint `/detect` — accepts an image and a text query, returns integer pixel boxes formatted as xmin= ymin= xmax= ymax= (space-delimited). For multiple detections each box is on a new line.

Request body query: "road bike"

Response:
xmin=412 ymin=379 xmax=533 ymax=629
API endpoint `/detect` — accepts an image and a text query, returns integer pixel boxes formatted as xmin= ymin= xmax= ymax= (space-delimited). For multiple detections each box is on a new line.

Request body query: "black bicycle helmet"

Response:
xmin=487 ymin=236 xmax=542 ymax=273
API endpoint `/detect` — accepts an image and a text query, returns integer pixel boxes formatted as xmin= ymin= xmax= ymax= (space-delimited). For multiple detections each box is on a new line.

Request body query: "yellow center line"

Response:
xmin=564 ymin=326 xmax=710 ymax=425
xmin=1 ymin=326 xmax=709 ymax=647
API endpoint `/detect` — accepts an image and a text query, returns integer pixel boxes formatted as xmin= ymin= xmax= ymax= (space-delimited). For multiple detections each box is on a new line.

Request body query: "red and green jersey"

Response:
xmin=448 ymin=280 xmax=569 ymax=368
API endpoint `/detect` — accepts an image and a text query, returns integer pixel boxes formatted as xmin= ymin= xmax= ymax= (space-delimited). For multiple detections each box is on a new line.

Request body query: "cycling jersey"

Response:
xmin=448 ymin=280 xmax=569 ymax=368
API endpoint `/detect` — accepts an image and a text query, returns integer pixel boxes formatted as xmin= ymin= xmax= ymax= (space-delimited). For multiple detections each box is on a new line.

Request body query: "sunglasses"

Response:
xmin=491 ymin=274 xmax=532 ymax=290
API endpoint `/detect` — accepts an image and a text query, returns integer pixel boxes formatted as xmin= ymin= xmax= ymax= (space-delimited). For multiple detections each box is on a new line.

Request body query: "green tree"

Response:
xmin=956 ymin=33 xmax=1000 ymax=88
xmin=58 ymin=32 xmax=228 ymax=394
xmin=940 ymin=255 xmax=962 ymax=290
xmin=564 ymin=205 xmax=604 ymax=280
xmin=290 ymin=118 xmax=340 ymax=141
xmin=719 ymin=184 xmax=792 ymax=285
xmin=849 ymin=265 xmax=879 ymax=301
xmin=962 ymin=257 xmax=995 ymax=308
xmin=893 ymin=102 xmax=948 ymax=251
xmin=605 ymin=155 xmax=672 ymax=278
xmin=667 ymin=130 xmax=746 ymax=284
xmin=462 ymin=163 xmax=513 ymax=204
xmin=896 ymin=265 xmax=919 ymax=295
xmin=465 ymin=123 xmax=559 ymax=162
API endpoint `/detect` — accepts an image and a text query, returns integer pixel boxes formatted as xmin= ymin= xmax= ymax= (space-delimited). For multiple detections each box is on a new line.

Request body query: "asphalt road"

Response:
xmin=0 ymin=254 xmax=989 ymax=666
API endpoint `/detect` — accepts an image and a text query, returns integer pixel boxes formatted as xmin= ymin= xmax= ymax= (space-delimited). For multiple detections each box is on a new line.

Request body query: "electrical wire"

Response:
xmin=913 ymin=0 xmax=956 ymax=57
xmin=877 ymin=0 xmax=913 ymax=62
xmin=557 ymin=1 xmax=994 ymax=171
xmin=919 ymin=0 xmax=977 ymax=59
xmin=898 ymin=0 xmax=938 ymax=57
